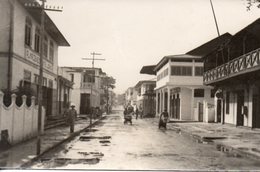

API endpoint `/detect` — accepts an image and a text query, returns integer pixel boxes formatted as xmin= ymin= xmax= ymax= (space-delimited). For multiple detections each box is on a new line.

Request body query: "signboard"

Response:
xmin=25 ymin=48 xmax=53 ymax=72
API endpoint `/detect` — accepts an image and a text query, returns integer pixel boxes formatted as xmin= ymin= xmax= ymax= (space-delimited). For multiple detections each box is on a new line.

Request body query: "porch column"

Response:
xmin=161 ymin=89 xmax=165 ymax=112
xmin=155 ymin=90 xmax=158 ymax=116
xmin=160 ymin=89 xmax=163 ymax=114
xmin=167 ymin=87 xmax=171 ymax=115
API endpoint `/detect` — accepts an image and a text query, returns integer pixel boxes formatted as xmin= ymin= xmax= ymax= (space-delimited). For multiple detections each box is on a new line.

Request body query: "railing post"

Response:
xmin=31 ymin=96 xmax=36 ymax=136
xmin=11 ymin=94 xmax=17 ymax=143
xmin=22 ymin=95 xmax=27 ymax=141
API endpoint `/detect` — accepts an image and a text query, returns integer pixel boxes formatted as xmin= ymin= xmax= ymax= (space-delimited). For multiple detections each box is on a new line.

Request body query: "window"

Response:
xmin=171 ymin=66 xmax=192 ymax=76
xmin=83 ymin=70 xmax=95 ymax=83
xmin=210 ymin=89 xmax=215 ymax=98
xmin=24 ymin=70 xmax=31 ymax=82
xmin=25 ymin=17 xmax=32 ymax=46
xmin=49 ymin=41 xmax=54 ymax=62
xmin=226 ymin=92 xmax=230 ymax=114
xmin=43 ymin=77 xmax=47 ymax=87
xmin=43 ymin=35 xmax=48 ymax=58
xmin=70 ymin=74 xmax=74 ymax=82
xmin=34 ymin=27 xmax=40 ymax=53
xmin=195 ymin=67 xmax=204 ymax=76
xmin=49 ymin=80 xmax=53 ymax=88
xmin=34 ymin=74 xmax=39 ymax=84
xmin=194 ymin=89 xmax=204 ymax=97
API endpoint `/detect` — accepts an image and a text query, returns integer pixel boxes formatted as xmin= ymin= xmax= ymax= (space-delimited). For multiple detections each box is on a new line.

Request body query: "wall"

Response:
xmin=0 ymin=91 xmax=45 ymax=145
xmin=180 ymin=87 xmax=192 ymax=120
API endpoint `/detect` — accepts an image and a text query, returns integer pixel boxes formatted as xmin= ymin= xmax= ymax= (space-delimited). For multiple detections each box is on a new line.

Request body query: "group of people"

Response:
xmin=124 ymin=104 xmax=169 ymax=129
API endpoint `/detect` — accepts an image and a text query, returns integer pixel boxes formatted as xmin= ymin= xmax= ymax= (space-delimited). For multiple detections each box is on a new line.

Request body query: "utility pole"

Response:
xmin=25 ymin=0 xmax=62 ymax=155
xmin=210 ymin=0 xmax=220 ymax=36
xmin=82 ymin=52 xmax=105 ymax=128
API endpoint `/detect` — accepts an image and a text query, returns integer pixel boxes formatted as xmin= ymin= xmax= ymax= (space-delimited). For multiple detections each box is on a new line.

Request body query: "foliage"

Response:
xmin=2 ymin=82 xmax=37 ymax=107
xmin=246 ymin=0 xmax=260 ymax=10
xmin=101 ymin=76 xmax=116 ymax=89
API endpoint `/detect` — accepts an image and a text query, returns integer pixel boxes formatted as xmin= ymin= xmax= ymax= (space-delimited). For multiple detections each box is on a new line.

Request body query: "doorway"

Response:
xmin=80 ymin=93 xmax=90 ymax=114
xmin=236 ymin=90 xmax=244 ymax=126
xmin=253 ymin=94 xmax=260 ymax=128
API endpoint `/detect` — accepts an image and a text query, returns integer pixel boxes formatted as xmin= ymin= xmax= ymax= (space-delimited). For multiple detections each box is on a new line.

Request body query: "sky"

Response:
xmin=44 ymin=0 xmax=260 ymax=94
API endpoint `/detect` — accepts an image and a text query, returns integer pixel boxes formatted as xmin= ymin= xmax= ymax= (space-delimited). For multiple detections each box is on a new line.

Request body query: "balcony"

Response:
xmin=81 ymin=82 xmax=94 ymax=89
xmin=204 ymin=48 xmax=260 ymax=85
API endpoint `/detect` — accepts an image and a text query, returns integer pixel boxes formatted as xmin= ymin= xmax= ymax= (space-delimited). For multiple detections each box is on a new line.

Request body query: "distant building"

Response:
xmin=125 ymin=87 xmax=137 ymax=106
xmin=57 ymin=67 xmax=74 ymax=116
xmin=203 ymin=19 xmax=260 ymax=128
xmin=60 ymin=67 xmax=104 ymax=114
xmin=154 ymin=54 xmax=214 ymax=121
xmin=134 ymin=80 xmax=156 ymax=117
xmin=0 ymin=0 xmax=70 ymax=117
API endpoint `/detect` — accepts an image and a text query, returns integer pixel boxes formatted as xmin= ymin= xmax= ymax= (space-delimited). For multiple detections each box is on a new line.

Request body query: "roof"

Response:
xmin=134 ymin=80 xmax=156 ymax=88
xmin=228 ymin=18 xmax=260 ymax=45
xmin=60 ymin=66 xmax=103 ymax=73
xmin=140 ymin=65 xmax=156 ymax=75
xmin=186 ymin=32 xmax=232 ymax=57
xmin=154 ymin=54 xmax=201 ymax=72
xmin=19 ymin=0 xmax=70 ymax=46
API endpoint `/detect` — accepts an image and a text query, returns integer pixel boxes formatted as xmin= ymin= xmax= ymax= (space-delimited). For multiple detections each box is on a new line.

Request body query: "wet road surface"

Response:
xmin=30 ymin=110 xmax=260 ymax=170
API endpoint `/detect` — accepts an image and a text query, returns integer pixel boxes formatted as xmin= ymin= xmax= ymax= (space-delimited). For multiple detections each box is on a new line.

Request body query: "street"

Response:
xmin=30 ymin=110 xmax=260 ymax=170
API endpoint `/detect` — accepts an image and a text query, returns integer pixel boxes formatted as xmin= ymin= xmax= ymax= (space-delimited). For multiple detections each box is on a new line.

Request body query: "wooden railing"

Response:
xmin=203 ymin=48 xmax=260 ymax=84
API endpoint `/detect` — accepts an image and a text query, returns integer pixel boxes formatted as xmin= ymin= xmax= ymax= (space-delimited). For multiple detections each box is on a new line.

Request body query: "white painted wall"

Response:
xmin=0 ymin=92 xmax=45 ymax=145
xmin=180 ymin=87 xmax=192 ymax=120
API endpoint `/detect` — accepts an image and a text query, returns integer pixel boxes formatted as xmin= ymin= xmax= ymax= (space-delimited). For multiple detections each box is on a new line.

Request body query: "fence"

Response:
xmin=0 ymin=91 xmax=45 ymax=145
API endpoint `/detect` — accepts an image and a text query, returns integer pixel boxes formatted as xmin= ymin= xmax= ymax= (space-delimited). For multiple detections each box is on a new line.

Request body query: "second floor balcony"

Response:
xmin=203 ymin=48 xmax=260 ymax=85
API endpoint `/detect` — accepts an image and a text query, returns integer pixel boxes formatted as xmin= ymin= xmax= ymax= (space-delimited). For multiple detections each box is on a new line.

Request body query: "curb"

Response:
xmin=21 ymin=116 xmax=106 ymax=168
xmin=169 ymin=124 xmax=260 ymax=161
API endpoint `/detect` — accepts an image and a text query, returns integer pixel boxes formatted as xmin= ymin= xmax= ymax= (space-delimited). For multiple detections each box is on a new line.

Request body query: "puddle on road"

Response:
xmin=38 ymin=157 xmax=101 ymax=167
xmin=79 ymin=136 xmax=111 ymax=140
xmin=216 ymin=145 xmax=242 ymax=158
xmin=83 ymin=129 xmax=99 ymax=133
xmin=99 ymin=140 xmax=111 ymax=144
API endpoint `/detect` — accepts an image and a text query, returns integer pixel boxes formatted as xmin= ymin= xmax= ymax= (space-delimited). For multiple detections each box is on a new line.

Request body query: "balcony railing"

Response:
xmin=81 ymin=82 xmax=94 ymax=89
xmin=203 ymin=48 xmax=260 ymax=85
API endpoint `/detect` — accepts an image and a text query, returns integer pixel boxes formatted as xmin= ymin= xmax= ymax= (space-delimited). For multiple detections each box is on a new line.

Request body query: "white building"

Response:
xmin=125 ymin=87 xmax=137 ymax=107
xmin=154 ymin=54 xmax=214 ymax=121
xmin=134 ymin=80 xmax=156 ymax=117
xmin=60 ymin=67 xmax=104 ymax=114
xmin=0 ymin=0 xmax=70 ymax=117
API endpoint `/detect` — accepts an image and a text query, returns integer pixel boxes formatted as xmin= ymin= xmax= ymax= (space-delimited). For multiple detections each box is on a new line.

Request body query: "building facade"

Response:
xmin=155 ymin=54 xmax=214 ymax=121
xmin=57 ymin=67 xmax=73 ymax=116
xmin=203 ymin=19 xmax=260 ymax=128
xmin=135 ymin=80 xmax=156 ymax=117
xmin=0 ymin=0 xmax=69 ymax=117
xmin=60 ymin=67 xmax=104 ymax=114
xmin=125 ymin=87 xmax=137 ymax=107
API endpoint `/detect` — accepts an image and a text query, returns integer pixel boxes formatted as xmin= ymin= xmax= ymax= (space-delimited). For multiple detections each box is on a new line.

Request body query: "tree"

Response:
xmin=246 ymin=0 xmax=260 ymax=10
xmin=100 ymin=76 xmax=116 ymax=114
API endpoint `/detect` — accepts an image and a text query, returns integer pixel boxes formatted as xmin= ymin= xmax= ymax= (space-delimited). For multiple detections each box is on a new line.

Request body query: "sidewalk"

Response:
xmin=168 ymin=121 xmax=260 ymax=160
xmin=0 ymin=116 xmax=103 ymax=168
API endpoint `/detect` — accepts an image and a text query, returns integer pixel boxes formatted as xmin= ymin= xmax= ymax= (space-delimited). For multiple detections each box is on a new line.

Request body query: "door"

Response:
xmin=80 ymin=93 xmax=90 ymax=114
xmin=253 ymin=94 xmax=260 ymax=128
xmin=217 ymin=99 xmax=221 ymax=122
xmin=237 ymin=91 xmax=244 ymax=126
xmin=176 ymin=94 xmax=180 ymax=119
xmin=198 ymin=102 xmax=203 ymax=122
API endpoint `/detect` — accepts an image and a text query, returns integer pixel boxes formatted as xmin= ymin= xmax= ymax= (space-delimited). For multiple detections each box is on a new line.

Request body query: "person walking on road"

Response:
xmin=65 ymin=103 xmax=78 ymax=133
xmin=159 ymin=108 xmax=169 ymax=129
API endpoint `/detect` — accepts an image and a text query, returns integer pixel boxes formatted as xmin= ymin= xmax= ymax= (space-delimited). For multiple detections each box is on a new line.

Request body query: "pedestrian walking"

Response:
xmin=159 ymin=108 xmax=169 ymax=129
xmin=65 ymin=103 xmax=78 ymax=133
